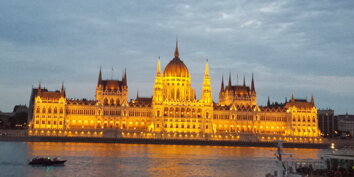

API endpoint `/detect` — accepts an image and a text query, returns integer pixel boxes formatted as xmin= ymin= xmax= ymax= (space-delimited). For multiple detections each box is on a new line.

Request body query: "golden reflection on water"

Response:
xmin=26 ymin=142 xmax=322 ymax=177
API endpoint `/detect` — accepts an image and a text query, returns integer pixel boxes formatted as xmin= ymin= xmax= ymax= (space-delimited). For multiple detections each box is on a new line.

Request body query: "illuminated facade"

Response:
xmin=29 ymin=42 xmax=321 ymax=142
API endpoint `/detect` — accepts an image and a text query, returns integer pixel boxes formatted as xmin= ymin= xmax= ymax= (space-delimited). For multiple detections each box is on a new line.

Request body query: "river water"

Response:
xmin=0 ymin=142 xmax=322 ymax=177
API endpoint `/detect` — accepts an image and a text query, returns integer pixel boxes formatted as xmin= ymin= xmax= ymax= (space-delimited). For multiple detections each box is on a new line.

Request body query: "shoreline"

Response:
xmin=0 ymin=136 xmax=330 ymax=149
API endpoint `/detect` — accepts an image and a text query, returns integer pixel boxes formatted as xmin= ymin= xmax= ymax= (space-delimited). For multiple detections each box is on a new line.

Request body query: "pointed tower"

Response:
xmin=174 ymin=39 xmax=179 ymax=57
xmin=228 ymin=72 xmax=232 ymax=88
xmin=220 ymin=75 xmax=224 ymax=93
xmin=291 ymin=93 xmax=295 ymax=102
xmin=243 ymin=75 xmax=246 ymax=87
xmin=61 ymin=82 xmax=66 ymax=97
xmin=153 ymin=57 xmax=163 ymax=104
xmin=201 ymin=59 xmax=212 ymax=104
xmin=267 ymin=96 xmax=270 ymax=107
xmin=251 ymin=73 xmax=255 ymax=92
xmin=98 ymin=67 xmax=102 ymax=86
xmin=311 ymin=95 xmax=315 ymax=105
xmin=122 ymin=68 xmax=127 ymax=86
xmin=37 ymin=81 xmax=42 ymax=96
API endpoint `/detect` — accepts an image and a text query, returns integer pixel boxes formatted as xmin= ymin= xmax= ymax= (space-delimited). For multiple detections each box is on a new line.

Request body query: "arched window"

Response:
xmin=164 ymin=107 xmax=168 ymax=116
xmin=169 ymin=107 xmax=174 ymax=116
xmin=176 ymin=89 xmax=180 ymax=100
xmin=206 ymin=112 xmax=209 ymax=119
xmin=42 ymin=107 xmax=46 ymax=114
xmin=175 ymin=108 xmax=179 ymax=117
xmin=157 ymin=110 xmax=160 ymax=117
xmin=60 ymin=107 xmax=63 ymax=114
xmin=110 ymin=98 xmax=114 ymax=105
xmin=104 ymin=98 xmax=108 ymax=105
xmin=36 ymin=107 xmax=40 ymax=113
xmin=116 ymin=99 xmax=120 ymax=105
xmin=48 ymin=107 xmax=52 ymax=114
xmin=54 ymin=107 xmax=57 ymax=114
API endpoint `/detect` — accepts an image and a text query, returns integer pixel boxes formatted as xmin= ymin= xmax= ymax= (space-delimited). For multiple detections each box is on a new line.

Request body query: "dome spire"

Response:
xmin=174 ymin=38 xmax=179 ymax=57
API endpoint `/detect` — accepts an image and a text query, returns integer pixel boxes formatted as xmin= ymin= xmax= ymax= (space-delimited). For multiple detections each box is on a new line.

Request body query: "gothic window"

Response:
xmin=48 ymin=107 xmax=52 ymax=114
xmin=197 ymin=109 xmax=202 ymax=118
xmin=169 ymin=108 xmax=174 ymax=116
xmin=176 ymin=89 xmax=180 ymax=100
xmin=54 ymin=107 xmax=57 ymax=114
xmin=104 ymin=98 xmax=108 ymax=105
xmin=206 ymin=112 xmax=209 ymax=119
xmin=157 ymin=110 xmax=160 ymax=117
xmin=116 ymin=99 xmax=120 ymax=105
xmin=175 ymin=108 xmax=179 ymax=117
xmin=36 ymin=107 xmax=40 ymax=113
xmin=110 ymin=98 xmax=114 ymax=105
xmin=60 ymin=107 xmax=63 ymax=114
xmin=164 ymin=107 xmax=168 ymax=116
xmin=42 ymin=107 xmax=46 ymax=114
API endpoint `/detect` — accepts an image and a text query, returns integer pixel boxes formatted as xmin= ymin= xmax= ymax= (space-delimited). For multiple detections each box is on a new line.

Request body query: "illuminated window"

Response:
xmin=36 ymin=107 xmax=40 ymax=113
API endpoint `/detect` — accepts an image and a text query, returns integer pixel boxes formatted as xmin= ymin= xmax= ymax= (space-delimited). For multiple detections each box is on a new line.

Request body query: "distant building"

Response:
xmin=337 ymin=114 xmax=354 ymax=136
xmin=317 ymin=109 xmax=337 ymax=137
xmin=0 ymin=105 xmax=28 ymax=129
xmin=28 ymin=41 xmax=321 ymax=142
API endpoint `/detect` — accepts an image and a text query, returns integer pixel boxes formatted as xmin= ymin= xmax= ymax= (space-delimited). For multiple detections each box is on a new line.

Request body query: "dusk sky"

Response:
xmin=0 ymin=0 xmax=353 ymax=114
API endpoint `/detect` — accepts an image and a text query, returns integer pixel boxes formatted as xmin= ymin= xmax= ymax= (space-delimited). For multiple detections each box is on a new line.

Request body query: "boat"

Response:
xmin=265 ymin=141 xmax=304 ymax=177
xmin=266 ymin=142 xmax=354 ymax=177
xmin=29 ymin=157 xmax=66 ymax=165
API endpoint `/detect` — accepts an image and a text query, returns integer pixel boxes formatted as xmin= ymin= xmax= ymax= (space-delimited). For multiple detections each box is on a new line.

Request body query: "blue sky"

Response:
xmin=0 ymin=0 xmax=353 ymax=114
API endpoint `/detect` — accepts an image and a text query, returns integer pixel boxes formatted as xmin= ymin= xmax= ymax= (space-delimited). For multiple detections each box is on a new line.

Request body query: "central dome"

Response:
xmin=163 ymin=42 xmax=190 ymax=78
xmin=163 ymin=56 xmax=190 ymax=78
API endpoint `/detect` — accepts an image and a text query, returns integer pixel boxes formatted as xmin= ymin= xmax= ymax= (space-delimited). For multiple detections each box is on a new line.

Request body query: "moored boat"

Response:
xmin=29 ymin=157 xmax=66 ymax=165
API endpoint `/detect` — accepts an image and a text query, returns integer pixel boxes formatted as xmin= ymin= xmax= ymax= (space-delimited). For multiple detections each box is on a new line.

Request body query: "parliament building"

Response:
xmin=28 ymin=42 xmax=321 ymax=143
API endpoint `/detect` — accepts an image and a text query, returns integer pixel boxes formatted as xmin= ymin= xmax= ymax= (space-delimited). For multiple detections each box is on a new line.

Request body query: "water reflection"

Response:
xmin=0 ymin=142 xmax=323 ymax=177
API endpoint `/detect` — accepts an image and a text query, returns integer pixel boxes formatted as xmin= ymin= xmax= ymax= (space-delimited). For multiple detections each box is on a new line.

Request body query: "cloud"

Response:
xmin=0 ymin=0 xmax=353 ymax=114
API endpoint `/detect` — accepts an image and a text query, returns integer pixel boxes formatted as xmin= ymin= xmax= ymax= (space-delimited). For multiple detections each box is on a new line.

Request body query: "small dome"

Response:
xmin=163 ymin=56 xmax=190 ymax=78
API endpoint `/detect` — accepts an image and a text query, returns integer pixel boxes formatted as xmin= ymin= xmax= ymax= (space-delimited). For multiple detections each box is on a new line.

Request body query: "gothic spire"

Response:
xmin=251 ymin=73 xmax=255 ymax=92
xmin=220 ymin=75 xmax=224 ymax=92
xmin=174 ymin=39 xmax=179 ymax=57
xmin=98 ymin=67 xmax=102 ymax=86
xmin=228 ymin=72 xmax=232 ymax=87
xmin=311 ymin=94 xmax=314 ymax=103
xmin=61 ymin=82 xmax=66 ymax=97
xmin=204 ymin=59 xmax=209 ymax=76
xmin=267 ymin=96 xmax=270 ymax=106
xmin=243 ymin=75 xmax=246 ymax=86
xmin=38 ymin=81 xmax=42 ymax=95
xmin=122 ymin=67 xmax=127 ymax=86
xmin=157 ymin=56 xmax=161 ymax=74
